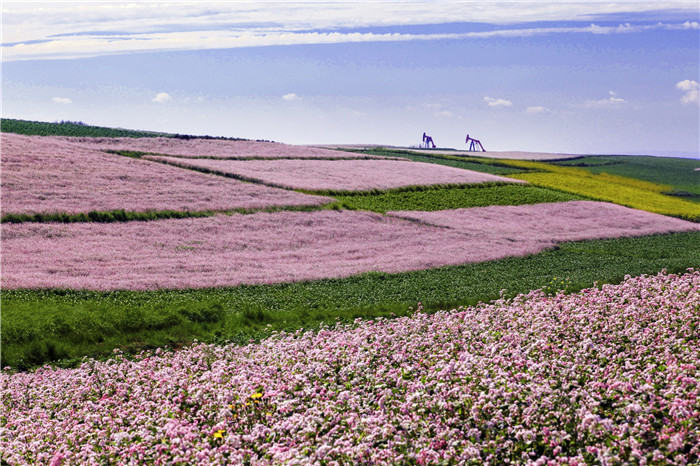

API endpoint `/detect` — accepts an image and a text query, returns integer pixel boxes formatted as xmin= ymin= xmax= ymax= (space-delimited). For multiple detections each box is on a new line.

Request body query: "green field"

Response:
xmin=554 ymin=155 xmax=700 ymax=200
xmin=0 ymin=204 xmax=343 ymax=224
xmin=0 ymin=118 xmax=248 ymax=140
xmin=3 ymin=231 xmax=699 ymax=370
xmin=333 ymin=182 xmax=583 ymax=212
xmin=1 ymin=118 xmax=171 ymax=138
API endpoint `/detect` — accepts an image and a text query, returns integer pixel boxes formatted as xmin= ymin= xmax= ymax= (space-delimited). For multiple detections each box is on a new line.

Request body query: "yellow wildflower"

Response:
xmin=212 ymin=429 xmax=225 ymax=439
xmin=250 ymin=392 xmax=263 ymax=400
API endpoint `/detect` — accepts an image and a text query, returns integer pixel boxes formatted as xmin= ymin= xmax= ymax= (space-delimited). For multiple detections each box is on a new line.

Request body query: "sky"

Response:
xmin=1 ymin=1 xmax=699 ymax=156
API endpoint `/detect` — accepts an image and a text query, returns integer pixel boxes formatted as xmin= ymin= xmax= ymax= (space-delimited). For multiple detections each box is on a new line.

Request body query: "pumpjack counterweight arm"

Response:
xmin=465 ymin=134 xmax=486 ymax=152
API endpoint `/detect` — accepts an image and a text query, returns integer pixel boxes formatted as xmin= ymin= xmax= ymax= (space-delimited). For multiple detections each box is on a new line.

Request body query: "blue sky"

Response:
xmin=2 ymin=2 xmax=699 ymax=156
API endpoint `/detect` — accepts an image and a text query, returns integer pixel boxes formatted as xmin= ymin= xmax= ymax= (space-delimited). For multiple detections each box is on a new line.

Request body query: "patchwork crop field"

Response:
xmin=1 ymin=133 xmax=330 ymax=217
xmin=1 ymin=121 xmax=699 ymax=464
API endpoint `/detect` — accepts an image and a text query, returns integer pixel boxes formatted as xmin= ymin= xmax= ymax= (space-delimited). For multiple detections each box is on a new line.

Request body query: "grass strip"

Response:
xmin=106 ymin=150 xmax=397 ymax=161
xmin=141 ymin=155 xmax=294 ymax=190
xmin=1 ymin=209 xmax=216 ymax=224
xmin=0 ymin=203 xmax=344 ymax=224
xmin=331 ymin=183 xmax=584 ymax=212
xmin=2 ymin=231 xmax=698 ymax=370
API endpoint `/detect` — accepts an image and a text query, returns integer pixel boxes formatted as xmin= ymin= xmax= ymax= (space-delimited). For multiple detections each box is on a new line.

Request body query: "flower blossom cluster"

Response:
xmin=146 ymin=156 xmax=523 ymax=191
xmin=1 ymin=134 xmax=330 ymax=215
xmin=2 ymin=270 xmax=698 ymax=464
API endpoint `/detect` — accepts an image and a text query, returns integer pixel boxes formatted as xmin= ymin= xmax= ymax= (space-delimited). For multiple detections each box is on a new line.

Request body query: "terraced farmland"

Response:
xmin=1 ymin=125 xmax=699 ymax=464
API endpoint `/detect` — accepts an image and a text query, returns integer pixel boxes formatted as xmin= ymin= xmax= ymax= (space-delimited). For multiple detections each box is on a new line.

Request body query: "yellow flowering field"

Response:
xmin=498 ymin=160 xmax=700 ymax=221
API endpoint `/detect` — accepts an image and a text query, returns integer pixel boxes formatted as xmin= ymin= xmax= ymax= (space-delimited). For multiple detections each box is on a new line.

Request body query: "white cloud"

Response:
xmin=526 ymin=106 xmax=550 ymax=114
xmin=51 ymin=96 xmax=72 ymax=104
xmin=1 ymin=1 xmax=698 ymax=61
xmin=152 ymin=92 xmax=172 ymax=103
xmin=676 ymin=79 xmax=699 ymax=105
xmin=607 ymin=90 xmax=625 ymax=103
xmin=484 ymin=96 xmax=512 ymax=108
xmin=680 ymin=90 xmax=698 ymax=105
xmin=282 ymin=93 xmax=300 ymax=101
xmin=585 ymin=90 xmax=625 ymax=108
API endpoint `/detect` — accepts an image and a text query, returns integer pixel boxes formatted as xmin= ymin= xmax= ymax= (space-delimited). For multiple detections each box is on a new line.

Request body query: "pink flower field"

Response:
xmin=0 ymin=211 xmax=485 ymax=290
xmin=0 ymin=134 xmax=331 ymax=214
xmin=2 ymin=270 xmax=698 ymax=464
xmin=2 ymin=202 xmax=697 ymax=290
xmin=146 ymin=156 xmax=523 ymax=191
xmin=64 ymin=136 xmax=384 ymax=159
xmin=388 ymin=201 xmax=700 ymax=243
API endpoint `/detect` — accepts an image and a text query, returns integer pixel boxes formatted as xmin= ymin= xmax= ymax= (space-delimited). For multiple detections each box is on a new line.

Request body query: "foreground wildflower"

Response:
xmin=2 ymin=270 xmax=698 ymax=464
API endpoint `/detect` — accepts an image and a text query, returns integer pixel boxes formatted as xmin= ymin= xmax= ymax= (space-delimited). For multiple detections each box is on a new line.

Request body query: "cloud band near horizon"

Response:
xmin=2 ymin=1 xmax=698 ymax=61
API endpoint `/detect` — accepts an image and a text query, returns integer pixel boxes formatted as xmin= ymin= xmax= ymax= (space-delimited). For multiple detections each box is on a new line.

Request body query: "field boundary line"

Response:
xmin=104 ymin=150 xmax=406 ymax=161
xmin=0 ymin=203 xmax=343 ymax=224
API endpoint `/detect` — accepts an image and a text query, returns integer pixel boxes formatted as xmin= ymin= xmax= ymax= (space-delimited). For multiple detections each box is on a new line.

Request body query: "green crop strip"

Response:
xmin=331 ymin=183 xmax=584 ymax=213
xmin=1 ymin=118 xmax=171 ymax=138
xmin=0 ymin=204 xmax=346 ymax=224
xmin=3 ymin=231 xmax=698 ymax=370
xmin=106 ymin=150 xmax=395 ymax=161
xmin=0 ymin=118 xmax=248 ymax=140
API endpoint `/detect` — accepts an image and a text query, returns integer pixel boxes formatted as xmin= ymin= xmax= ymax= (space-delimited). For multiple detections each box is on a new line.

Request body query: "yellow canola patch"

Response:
xmin=496 ymin=160 xmax=700 ymax=221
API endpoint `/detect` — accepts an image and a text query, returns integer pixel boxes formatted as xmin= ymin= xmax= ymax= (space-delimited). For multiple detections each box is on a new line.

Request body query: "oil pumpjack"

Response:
xmin=422 ymin=132 xmax=436 ymax=149
xmin=465 ymin=134 xmax=486 ymax=152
